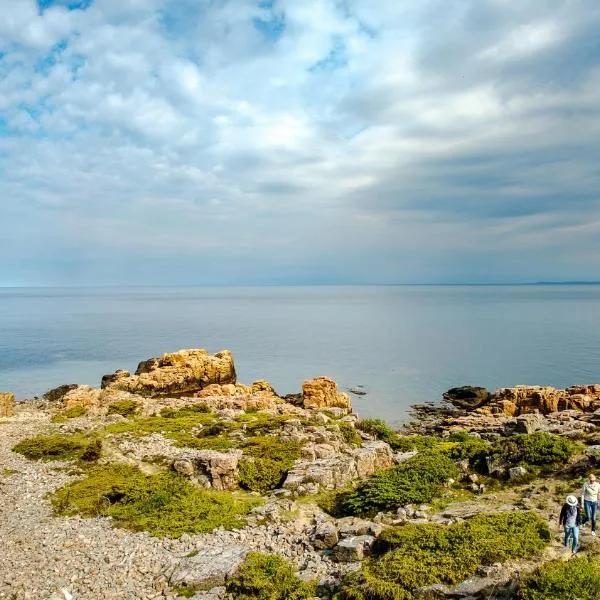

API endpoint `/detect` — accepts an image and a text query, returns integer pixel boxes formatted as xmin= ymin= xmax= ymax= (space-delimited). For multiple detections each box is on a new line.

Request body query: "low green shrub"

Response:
xmin=105 ymin=412 xmax=215 ymax=441
xmin=12 ymin=434 xmax=98 ymax=462
xmin=339 ymin=451 xmax=459 ymax=516
xmin=338 ymin=422 xmax=362 ymax=447
xmin=51 ymin=464 xmax=260 ymax=537
xmin=226 ymin=552 xmax=317 ymax=599
xmin=442 ymin=434 xmax=491 ymax=463
xmin=491 ymin=432 xmax=579 ymax=468
xmin=337 ymin=512 xmax=550 ymax=600
xmin=51 ymin=404 xmax=87 ymax=421
xmin=159 ymin=403 xmax=211 ymax=418
xmin=107 ymin=399 xmax=140 ymax=417
xmin=518 ymin=554 xmax=600 ymax=600
xmin=237 ymin=437 xmax=302 ymax=493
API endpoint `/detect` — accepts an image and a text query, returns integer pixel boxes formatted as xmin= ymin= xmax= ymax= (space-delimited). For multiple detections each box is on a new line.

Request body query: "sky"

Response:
xmin=1 ymin=0 xmax=599 ymax=286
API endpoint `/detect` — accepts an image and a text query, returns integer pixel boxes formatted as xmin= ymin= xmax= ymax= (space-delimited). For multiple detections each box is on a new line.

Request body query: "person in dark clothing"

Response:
xmin=559 ymin=495 xmax=582 ymax=554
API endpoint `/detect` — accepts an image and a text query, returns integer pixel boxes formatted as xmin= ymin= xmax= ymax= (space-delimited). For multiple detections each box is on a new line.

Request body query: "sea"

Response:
xmin=1 ymin=285 xmax=600 ymax=423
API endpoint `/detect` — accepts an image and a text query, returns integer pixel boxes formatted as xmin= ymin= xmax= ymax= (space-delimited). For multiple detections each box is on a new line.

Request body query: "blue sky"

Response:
xmin=1 ymin=0 xmax=600 ymax=285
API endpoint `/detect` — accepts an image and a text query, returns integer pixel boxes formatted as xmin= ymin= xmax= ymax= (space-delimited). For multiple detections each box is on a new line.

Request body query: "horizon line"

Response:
xmin=2 ymin=281 xmax=600 ymax=289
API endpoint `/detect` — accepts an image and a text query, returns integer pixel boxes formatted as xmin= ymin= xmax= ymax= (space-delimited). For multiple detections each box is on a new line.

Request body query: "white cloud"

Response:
xmin=1 ymin=0 xmax=600 ymax=284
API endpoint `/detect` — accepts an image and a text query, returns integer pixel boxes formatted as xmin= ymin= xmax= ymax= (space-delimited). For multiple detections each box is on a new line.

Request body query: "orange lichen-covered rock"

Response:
xmin=0 ymin=392 xmax=15 ymax=417
xmin=301 ymin=377 xmax=352 ymax=413
xmin=101 ymin=348 xmax=236 ymax=397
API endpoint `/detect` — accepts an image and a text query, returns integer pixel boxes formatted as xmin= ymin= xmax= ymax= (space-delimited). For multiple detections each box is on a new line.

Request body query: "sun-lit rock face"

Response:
xmin=301 ymin=376 xmax=352 ymax=413
xmin=0 ymin=392 xmax=15 ymax=417
xmin=101 ymin=348 xmax=237 ymax=397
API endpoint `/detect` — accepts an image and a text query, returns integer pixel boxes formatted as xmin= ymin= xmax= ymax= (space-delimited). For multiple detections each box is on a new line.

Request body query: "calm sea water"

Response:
xmin=1 ymin=285 xmax=600 ymax=422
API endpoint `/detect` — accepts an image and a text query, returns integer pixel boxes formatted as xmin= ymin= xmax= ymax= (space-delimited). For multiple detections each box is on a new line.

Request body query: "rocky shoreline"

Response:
xmin=2 ymin=349 xmax=600 ymax=599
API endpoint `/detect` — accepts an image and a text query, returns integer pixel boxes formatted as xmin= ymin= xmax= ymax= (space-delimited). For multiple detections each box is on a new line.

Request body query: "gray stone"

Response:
xmin=515 ymin=413 xmax=546 ymax=434
xmin=451 ymin=576 xmax=496 ymax=596
xmin=311 ymin=521 xmax=339 ymax=549
xmin=414 ymin=583 xmax=450 ymax=598
xmin=173 ymin=459 xmax=195 ymax=477
xmin=334 ymin=535 xmax=376 ymax=562
xmin=509 ymin=466 xmax=528 ymax=480
xmin=170 ymin=545 xmax=249 ymax=591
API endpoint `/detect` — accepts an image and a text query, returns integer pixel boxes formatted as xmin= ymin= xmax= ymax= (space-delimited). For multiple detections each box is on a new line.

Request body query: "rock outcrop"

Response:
xmin=282 ymin=441 xmax=394 ymax=494
xmin=443 ymin=386 xmax=490 ymax=410
xmin=174 ymin=449 xmax=243 ymax=491
xmin=442 ymin=384 xmax=600 ymax=417
xmin=301 ymin=377 xmax=352 ymax=413
xmin=169 ymin=545 xmax=249 ymax=591
xmin=102 ymin=349 xmax=236 ymax=397
xmin=0 ymin=392 xmax=15 ymax=417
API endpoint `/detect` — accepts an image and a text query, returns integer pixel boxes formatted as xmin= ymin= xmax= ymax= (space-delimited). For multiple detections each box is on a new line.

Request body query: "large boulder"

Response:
xmin=170 ymin=545 xmax=249 ymax=591
xmin=0 ymin=392 xmax=15 ymax=417
xmin=443 ymin=386 xmax=490 ymax=410
xmin=43 ymin=384 xmax=79 ymax=403
xmin=301 ymin=377 xmax=352 ymax=412
xmin=175 ymin=449 xmax=243 ymax=490
xmin=101 ymin=349 xmax=236 ymax=397
xmin=283 ymin=441 xmax=394 ymax=493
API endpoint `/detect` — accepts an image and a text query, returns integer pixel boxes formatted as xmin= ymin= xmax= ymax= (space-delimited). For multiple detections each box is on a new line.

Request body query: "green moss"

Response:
xmin=518 ymin=554 xmax=600 ymax=600
xmin=339 ymin=451 xmax=459 ymax=516
xmin=107 ymin=399 xmax=140 ymax=417
xmin=337 ymin=512 xmax=551 ymax=600
xmin=12 ymin=434 xmax=99 ymax=462
xmin=491 ymin=432 xmax=580 ymax=468
xmin=51 ymin=404 xmax=87 ymax=422
xmin=2 ymin=468 xmax=18 ymax=476
xmin=171 ymin=586 xmax=196 ymax=598
xmin=338 ymin=422 xmax=362 ymax=447
xmin=226 ymin=552 xmax=317 ymax=599
xmin=51 ymin=464 xmax=260 ymax=537
xmin=159 ymin=403 xmax=211 ymax=418
xmin=237 ymin=437 xmax=302 ymax=493
xmin=355 ymin=419 xmax=443 ymax=453
xmin=105 ymin=412 xmax=215 ymax=439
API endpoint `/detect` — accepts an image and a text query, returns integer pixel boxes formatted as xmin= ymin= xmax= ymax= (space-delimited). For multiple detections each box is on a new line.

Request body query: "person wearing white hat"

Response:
xmin=559 ymin=495 xmax=581 ymax=554
xmin=581 ymin=473 xmax=599 ymax=536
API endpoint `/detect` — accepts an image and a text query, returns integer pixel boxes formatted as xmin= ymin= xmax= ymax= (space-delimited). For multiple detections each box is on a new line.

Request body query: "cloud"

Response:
xmin=1 ymin=0 xmax=600 ymax=285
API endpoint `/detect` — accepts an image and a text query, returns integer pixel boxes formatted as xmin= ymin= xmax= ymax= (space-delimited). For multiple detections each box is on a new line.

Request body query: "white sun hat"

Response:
xmin=566 ymin=495 xmax=578 ymax=506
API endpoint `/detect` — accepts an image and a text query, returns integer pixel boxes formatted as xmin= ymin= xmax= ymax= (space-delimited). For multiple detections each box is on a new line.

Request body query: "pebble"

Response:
xmin=0 ymin=416 xmax=346 ymax=599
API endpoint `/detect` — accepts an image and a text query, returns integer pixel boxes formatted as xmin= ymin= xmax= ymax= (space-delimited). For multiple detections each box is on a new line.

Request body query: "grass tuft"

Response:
xmin=51 ymin=464 xmax=261 ymax=537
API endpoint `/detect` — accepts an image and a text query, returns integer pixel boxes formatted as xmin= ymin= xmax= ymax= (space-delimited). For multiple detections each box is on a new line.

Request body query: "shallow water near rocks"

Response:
xmin=1 ymin=284 xmax=600 ymax=421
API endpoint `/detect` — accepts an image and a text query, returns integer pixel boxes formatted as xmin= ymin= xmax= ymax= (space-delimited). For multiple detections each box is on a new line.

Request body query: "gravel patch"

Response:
xmin=0 ymin=413 xmax=342 ymax=600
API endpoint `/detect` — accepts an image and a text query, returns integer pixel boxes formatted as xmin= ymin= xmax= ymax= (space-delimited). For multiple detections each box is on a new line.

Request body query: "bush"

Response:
xmin=518 ymin=554 xmax=600 ymax=600
xmin=226 ymin=552 xmax=317 ymax=599
xmin=442 ymin=434 xmax=491 ymax=463
xmin=64 ymin=405 xmax=87 ymax=419
xmin=107 ymin=399 xmax=140 ymax=417
xmin=238 ymin=437 xmax=302 ymax=493
xmin=337 ymin=512 xmax=550 ymax=600
xmin=491 ymin=432 xmax=579 ymax=468
xmin=338 ymin=422 xmax=362 ymax=447
xmin=339 ymin=451 xmax=459 ymax=516
xmin=13 ymin=434 xmax=97 ymax=461
xmin=51 ymin=464 xmax=260 ymax=537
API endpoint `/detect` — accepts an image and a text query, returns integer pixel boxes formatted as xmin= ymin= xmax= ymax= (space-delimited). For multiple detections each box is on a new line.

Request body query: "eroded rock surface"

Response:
xmin=102 ymin=349 xmax=236 ymax=397
xmin=0 ymin=391 xmax=15 ymax=417
xmin=301 ymin=376 xmax=352 ymax=413
xmin=283 ymin=440 xmax=394 ymax=493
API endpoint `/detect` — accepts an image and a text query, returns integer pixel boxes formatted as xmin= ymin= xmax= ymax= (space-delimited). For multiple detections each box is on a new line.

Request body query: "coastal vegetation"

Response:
xmin=336 ymin=512 xmax=551 ymax=600
xmin=13 ymin=433 xmax=100 ymax=462
xmin=518 ymin=554 xmax=600 ymax=600
xmin=338 ymin=450 xmax=459 ymax=516
xmin=226 ymin=552 xmax=317 ymax=599
xmin=51 ymin=464 xmax=260 ymax=537
xmin=107 ymin=399 xmax=140 ymax=417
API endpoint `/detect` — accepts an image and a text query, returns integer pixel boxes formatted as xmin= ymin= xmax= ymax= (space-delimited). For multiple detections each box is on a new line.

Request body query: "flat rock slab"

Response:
xmin=170 ymin=545 xmax=249 ymax=591
xmin=440 ymin=502 xmax=518 ymax=520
